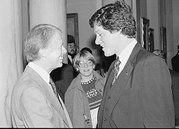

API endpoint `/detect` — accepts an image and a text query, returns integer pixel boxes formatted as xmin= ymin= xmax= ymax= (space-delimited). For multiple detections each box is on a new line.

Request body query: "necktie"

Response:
xmin=49 ymin=77 xmax=63 ymax=109
xmin=49 ymin=78 xmax=58 ymax=96
xmin=112 ymin=56 xmax=121 ymax=85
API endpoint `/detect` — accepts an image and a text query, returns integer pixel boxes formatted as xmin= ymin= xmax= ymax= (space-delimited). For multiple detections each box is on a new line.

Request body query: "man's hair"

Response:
xmin=89 ymin=1 xmax=136 ymax=38
xmin=153 ymin=49 xmax=165 ymax=59
xmin=24 ymin=24 xmax=62 ymax=62
xmin=67 ymin=35 xmax=75 ymax=44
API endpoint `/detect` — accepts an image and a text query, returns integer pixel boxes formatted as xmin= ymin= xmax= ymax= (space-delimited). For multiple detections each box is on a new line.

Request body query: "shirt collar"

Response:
xmin=117 ymin=39 xmax=137 ymax=64
xmin=28 ymin=62 xmax=50 ymax=85
xmin=68 ymin=55 xmax=72 ymax=63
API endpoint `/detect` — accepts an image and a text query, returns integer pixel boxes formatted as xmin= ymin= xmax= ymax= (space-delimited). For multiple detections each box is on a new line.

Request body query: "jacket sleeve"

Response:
xmin=64 ymin=89 xmax=73 ymax=124
xmin=65 ymin=88 xmax=86 ymax=128
xmin=142 ymin=56 xmax=175 ymax=127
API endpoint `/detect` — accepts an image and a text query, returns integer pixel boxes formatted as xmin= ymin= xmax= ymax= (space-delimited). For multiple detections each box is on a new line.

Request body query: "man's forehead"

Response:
xmin=94 ymin=25 xmax=103 ymax=33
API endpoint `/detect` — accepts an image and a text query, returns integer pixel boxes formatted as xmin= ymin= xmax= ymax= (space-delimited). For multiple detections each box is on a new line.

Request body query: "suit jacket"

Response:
xmin=170 ymin=69 xmax=179 ymax=126
xmin=50 ymin=63 xmax=74 ymax=102
xmin=10 ymin=66 xmax=72 ymax=128
xmin=68 ymin=57 xmax=78 ymax=78
xmin=172 ymin=54 xmax=179 ymax=73
xmin=97 ymin=43 xmax=175 ymax=128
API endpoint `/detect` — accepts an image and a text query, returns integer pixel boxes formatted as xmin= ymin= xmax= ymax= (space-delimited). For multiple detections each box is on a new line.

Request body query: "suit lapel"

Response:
xmin=108 ymin=60 xmax=134 ymax=115
xmin=26 ymin=67 xmax=71 ymax=128
xmin=107 ymin=43 xmax=142 ymax=115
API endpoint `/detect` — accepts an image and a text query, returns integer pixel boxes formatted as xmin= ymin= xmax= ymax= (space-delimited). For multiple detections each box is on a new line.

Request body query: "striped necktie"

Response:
xmin=112 ymin=56 xmax=121 ymax=85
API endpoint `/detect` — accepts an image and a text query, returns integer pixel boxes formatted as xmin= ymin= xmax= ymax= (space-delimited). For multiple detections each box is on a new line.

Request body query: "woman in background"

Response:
xmin=65 ymin=50 xmax=105 ymax=128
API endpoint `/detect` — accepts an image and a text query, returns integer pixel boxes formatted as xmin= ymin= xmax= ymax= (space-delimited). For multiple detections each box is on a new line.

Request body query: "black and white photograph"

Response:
xmin=0 ymin=0 xmax=179 ymax=128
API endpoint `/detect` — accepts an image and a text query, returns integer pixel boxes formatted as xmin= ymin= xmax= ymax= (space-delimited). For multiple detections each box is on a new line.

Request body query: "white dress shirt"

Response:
xmin=28 ymin=62 xmax=52 ymax=90
xmin=68 ymin=55 xmax=73 ymax=63
xmin=116 ymin=39 xmax=137 ymax=77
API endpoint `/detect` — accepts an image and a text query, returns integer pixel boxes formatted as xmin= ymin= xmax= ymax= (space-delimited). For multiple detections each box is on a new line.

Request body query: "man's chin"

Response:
xmin=56 ymin=63 xmax=63 ymax=68
xmin=104 ymin=50 xmax=114 ymax=57
xmin=104 ymin=52 xmax=112 ymax=57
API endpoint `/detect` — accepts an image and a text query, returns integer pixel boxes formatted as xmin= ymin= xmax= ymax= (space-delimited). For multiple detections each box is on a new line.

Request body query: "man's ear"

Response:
xmin=93 ymin=65 xmax=95 ymax=69
xmin=39 ymin=48 xmax=48 ymax=58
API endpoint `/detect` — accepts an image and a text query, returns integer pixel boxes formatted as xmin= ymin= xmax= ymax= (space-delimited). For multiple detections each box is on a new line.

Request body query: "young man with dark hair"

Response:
xmin=89 ymin=1 xmax=174 ymax=128
xmin=10 ymin=24 xmax=72 ymax=128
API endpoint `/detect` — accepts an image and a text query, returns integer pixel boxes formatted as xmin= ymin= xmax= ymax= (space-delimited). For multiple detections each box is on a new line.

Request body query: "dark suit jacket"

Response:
xmin=172 ymin=54 xmax=179 ymax=73
xmin=50 ymin=63 xmax=75 ymax=102
xmin=68 ymin=58 xmax=78 ymax=78
xmin=170 ymin=69 xmax=179 ymax=126
xmin=97 ymin=43 xmax=175 ymax=128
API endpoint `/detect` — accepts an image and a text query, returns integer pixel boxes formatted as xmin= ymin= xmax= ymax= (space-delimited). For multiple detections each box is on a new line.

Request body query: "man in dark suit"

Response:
xmin=153 ymin=49 xmax=179 ymax=127
xmin=51 ymin=34 xmax=78 ymax=102
xmin=10 ymin=24 xmax=72 ymax=128
xmin=172 ymin=45 xmax=179 ymax=73
xmin=170 ymin=69 xmax=179 ymax=127
xmin=50 ymin=64 xmax=74 ymax=102
xmin=89 ymin=1 xmax=175 ymax=128
xmin=67 ymin=34 xmax=78 ymax=77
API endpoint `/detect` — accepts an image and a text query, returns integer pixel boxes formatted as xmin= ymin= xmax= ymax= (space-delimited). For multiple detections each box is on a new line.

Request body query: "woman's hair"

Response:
xmin=81 ymin=47 xmax=92 ymax=54
xmin=73 ymin=50 xmax=96 ymax=71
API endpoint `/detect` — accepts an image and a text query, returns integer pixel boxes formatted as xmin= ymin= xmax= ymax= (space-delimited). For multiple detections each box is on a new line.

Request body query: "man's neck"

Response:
xmin=33 ymin=60 xmax=51 ymax=74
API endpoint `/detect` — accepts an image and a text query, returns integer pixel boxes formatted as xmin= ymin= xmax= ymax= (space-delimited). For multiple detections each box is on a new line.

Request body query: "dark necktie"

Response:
xmin=112 ymin=56 xmax=121 ymax=85
xmin=49 ymin=78 xmax=63 ymax=109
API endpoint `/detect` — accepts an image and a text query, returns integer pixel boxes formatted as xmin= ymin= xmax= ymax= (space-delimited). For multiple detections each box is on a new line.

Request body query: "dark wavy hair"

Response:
xmin=89 ymin=1 xmax=136 ymax=38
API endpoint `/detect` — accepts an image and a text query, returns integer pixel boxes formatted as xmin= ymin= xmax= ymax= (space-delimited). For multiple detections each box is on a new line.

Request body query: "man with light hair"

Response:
xmin=10 ymin=24 xmax=72 ymax=128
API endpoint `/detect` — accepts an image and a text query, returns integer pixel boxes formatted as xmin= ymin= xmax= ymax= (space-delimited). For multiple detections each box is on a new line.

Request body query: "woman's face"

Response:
xmin=78 ymin=59 xmax=95 ymax=77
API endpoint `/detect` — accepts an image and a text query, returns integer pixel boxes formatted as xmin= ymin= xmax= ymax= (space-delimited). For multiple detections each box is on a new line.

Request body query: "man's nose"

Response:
xmin=63 ymin=47 xmax=67 ymax=54
xmin=95 ymin=37 xmax=100 ymax=45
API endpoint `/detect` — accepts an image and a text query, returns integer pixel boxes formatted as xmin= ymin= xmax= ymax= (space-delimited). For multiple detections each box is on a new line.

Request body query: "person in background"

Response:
xmin=10 ymin=24 xmax=72 ymax=128
xmin=81 ymin=47 xmax=93 ymax=54
xmin=67 ymin=35 xmax=77 ymax=62
xmin=67 ymin=34 xmax=78 ymax=78
xmin=89 ymin=1 xmax=174 ymax=128
xmin=153 ymin=49 xmax=179 ymax=128
xmin=172 ymin=45 xmax=179 ymax=73
xmin=50 ymin=63 xmax=74 ymax=102
xmin=81 ymin=47 xmax=107 ymax=78
xmin=171 ymin=69 xmax=179 ymax=128
xmin=50 ymin=34 xmax=78 ymax=102
xmin=99 ymin=47 xmax=116 ymax=76
xmin=65 ymin=50 xmax=106 ymax=128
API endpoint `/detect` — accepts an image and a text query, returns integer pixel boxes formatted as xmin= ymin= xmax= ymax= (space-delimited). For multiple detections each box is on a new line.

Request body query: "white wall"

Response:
xmin=173 ymin=0 xmax=179 ymax=55
xmin=165 ymin=0 xmax=173 ymax=68
xmin=67 ymin=0 xmax=101 ymax=62
xmin=147 ymin=0 xmax=160 ymax=49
